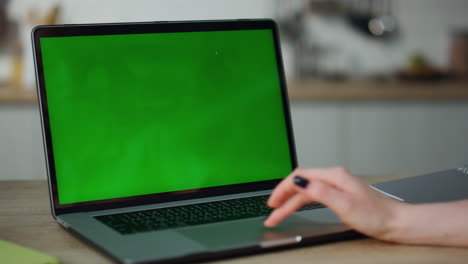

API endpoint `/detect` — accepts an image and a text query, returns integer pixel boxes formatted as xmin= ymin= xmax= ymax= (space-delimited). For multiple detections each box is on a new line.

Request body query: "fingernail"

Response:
xmin=294 ymin=176 xmax=309 ymax=188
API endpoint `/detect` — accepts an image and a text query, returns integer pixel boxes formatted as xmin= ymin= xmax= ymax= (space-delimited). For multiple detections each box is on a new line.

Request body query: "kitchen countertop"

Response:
xmin=1 ymin=79 xmax=468 ymax=104
xmin=0 ymin=87 xmax=37 ymax=104
xmin=287 ymin=79 xmax=468 ymax=101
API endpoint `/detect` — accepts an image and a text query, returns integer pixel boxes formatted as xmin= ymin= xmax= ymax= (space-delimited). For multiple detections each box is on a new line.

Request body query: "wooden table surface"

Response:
xmin=2 ymin=179 xmax=468 ymax=264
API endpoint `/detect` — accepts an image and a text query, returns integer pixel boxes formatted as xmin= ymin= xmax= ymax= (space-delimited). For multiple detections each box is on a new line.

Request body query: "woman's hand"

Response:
xmin=265 ymin=166 xmax=468 ymax=247
xmin=264 ymin=167 xmax=407 ymax=241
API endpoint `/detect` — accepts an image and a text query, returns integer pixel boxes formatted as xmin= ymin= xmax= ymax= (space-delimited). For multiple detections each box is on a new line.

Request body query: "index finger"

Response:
xmin=267 ymin=168 xmax=306 ymax=208
xmin=267 ymin=167 xmax=358 ymax=209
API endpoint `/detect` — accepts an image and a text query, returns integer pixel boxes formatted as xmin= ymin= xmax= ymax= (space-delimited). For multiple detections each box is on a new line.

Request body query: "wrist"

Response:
xmin=380 ymin=201 xmax=413 ymax=243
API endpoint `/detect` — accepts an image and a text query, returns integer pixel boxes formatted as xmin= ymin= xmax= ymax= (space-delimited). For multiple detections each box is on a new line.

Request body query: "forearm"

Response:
xmin=384 ymin=200 xmax=468 ymax=247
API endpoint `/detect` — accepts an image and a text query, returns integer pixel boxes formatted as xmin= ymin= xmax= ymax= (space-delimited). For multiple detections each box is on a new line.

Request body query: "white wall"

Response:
xmin=397 ymin=0 xmax=468 ymax=69
xmin=9 ymin=0 xmax=275 ymax=24
xmin=62 ymin=0 xmax=275 ymax=23
xmin=7 ymin=0 xmax=468 ymax=79
xmin=283 ymin=0 xmax=468 ymax=77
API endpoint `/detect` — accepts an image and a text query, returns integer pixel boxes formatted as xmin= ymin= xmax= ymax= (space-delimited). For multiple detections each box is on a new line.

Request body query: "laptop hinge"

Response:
xmin=56 ymin=217 xmax=70 ymax=229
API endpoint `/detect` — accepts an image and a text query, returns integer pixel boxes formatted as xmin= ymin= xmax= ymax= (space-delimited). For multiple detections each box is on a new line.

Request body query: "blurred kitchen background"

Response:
xmin=1 ymin=0 xmax=468 ymax=180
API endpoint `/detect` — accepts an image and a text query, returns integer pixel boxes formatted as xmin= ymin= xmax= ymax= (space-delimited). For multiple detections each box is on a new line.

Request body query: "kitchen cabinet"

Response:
xmin=291 ymin=102 xmax=468 ymax=175
xmin=2 ymin=79 xmax=468 ymax=179
xmin=0 ymin=105 xmax=46 ymax=180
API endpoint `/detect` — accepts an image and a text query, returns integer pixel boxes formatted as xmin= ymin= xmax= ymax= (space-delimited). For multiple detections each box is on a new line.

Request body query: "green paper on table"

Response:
xmin=0 ymin=240 xmax=59 ymax=264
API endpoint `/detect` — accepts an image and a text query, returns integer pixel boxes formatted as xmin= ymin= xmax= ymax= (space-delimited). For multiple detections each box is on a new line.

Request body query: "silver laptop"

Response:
xmin=32 ymin=19 xmax=373 ymax=263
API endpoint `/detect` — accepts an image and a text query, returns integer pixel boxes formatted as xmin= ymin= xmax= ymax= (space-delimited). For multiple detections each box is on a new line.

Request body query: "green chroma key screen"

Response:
xmin=40 ymin=29 xmax=292 ymax=204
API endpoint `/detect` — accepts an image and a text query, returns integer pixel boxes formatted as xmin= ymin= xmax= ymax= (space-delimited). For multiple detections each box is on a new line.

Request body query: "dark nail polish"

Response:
xmin=294 ymin=176 xmax=309 ymax=188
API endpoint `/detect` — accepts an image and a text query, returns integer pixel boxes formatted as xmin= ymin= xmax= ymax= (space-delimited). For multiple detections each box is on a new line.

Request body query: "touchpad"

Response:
xmin=178 ymin=215 xmax=347 ymax=250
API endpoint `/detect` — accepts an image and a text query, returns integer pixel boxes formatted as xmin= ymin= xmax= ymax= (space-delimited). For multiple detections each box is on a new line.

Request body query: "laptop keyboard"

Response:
xmin=96 ymin=195 xmax=324 ymax=235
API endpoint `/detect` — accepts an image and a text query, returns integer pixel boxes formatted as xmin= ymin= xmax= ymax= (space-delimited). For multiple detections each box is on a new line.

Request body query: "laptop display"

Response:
xmin=39 ymin=28 xmax=292 ymax=205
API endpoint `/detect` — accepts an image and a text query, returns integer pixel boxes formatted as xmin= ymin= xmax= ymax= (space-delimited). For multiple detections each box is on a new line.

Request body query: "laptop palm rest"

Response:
xmin=178 ymin=209 xmax=349 ymax=251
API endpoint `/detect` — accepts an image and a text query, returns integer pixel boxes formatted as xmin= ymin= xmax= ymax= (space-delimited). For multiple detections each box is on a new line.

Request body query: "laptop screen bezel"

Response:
xmin=32 ymin=19 xmax=298 ymax=215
